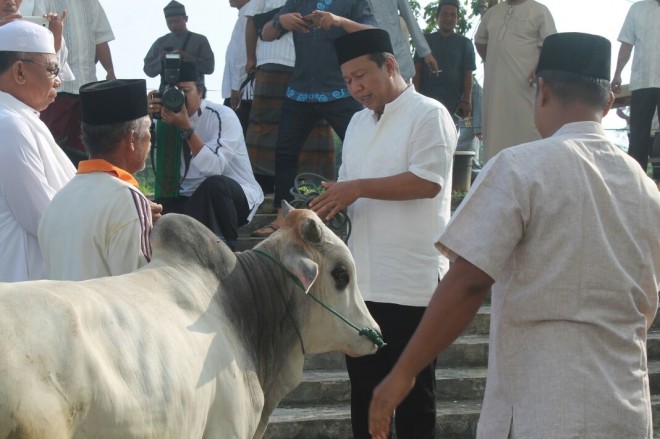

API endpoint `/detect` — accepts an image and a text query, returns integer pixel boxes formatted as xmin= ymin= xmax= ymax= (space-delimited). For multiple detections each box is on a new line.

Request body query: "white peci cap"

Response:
xmin=0 ymin=19 xmax=55 ymax=54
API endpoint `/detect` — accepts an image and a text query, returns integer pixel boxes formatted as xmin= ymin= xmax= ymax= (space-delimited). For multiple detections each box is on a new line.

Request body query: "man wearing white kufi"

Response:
xmin=0 ymin=19 xmax=75 ymax=282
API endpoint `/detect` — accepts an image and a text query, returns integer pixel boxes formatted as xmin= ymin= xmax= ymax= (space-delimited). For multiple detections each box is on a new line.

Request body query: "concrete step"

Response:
xmin=285 ymin=360 xmax=660 ymax=409
xmin=265 ymin=394 xmax=660 ymax=439
xmin=281 ymin=367 xmax=487 ymax=408
xmin=264 ymin=399 xmax=482 ymax=439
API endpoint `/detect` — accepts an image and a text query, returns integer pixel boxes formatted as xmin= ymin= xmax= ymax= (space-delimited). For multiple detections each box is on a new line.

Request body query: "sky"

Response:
xmin=93 ymin=0 xmax=640 ymax=132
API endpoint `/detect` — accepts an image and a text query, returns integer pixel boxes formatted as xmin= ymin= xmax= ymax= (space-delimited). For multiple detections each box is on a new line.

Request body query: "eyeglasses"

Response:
xmin=19 ymin=59 xmax=60 ymax=79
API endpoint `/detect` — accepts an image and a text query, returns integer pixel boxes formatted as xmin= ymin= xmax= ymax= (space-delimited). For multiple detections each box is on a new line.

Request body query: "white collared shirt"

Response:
xmin=340 ymin=87 xmax=457 ymax=307
xmin=243 ymin=0 xmax=296 ymax=68
xmin=33 ymin=0 xmax=114 ymax=94
xmin=618 ymin=0 xmax=660 ymax=90
xmin=222 ymin=3 xmax=249 ymax=99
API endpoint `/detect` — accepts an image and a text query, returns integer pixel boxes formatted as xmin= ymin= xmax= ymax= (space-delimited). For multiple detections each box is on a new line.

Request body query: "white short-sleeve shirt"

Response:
xmin=617 ymin=0 xmax=660 ymax=90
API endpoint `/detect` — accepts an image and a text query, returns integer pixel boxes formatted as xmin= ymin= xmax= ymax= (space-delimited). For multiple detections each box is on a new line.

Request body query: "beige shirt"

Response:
xmin=438 ymin=122 xmax=660 ymax=438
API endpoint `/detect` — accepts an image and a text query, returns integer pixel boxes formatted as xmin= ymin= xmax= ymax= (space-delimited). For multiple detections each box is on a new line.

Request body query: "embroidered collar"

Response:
xmin=77 ymin=159 xmax=139 ymax=188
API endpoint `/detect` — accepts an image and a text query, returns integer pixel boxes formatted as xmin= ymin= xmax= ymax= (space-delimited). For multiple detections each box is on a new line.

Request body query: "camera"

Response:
xmin=160 ymin=50 xmax=185 ymax=113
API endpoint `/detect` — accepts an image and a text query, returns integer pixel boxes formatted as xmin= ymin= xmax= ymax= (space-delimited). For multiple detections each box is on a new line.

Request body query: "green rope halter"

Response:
xmin=252 ymin=248 xmax=386 ymax=350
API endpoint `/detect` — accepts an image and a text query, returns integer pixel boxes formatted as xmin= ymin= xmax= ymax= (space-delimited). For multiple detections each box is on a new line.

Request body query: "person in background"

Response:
xmin=475 ymin=0 xmax=555 ymax=163
xmin=143 ymin=1 xmax=215 ymax=85
xmin=0 ymin=19 xmax=75 ymax=282
xmin=365 ymin=0 xmax=438 ymax=82
xmin=457 ymin=77 xmax=483 ymax=168
xmin=32 ymin=0 xmax=116 ymax=166
xmin=310 ymin=29 xmax=456 ymax=439
xmin=413 ymin=0 xmax=475 ymax=125
xmin=369 ymin=32 xmax=660 ymax=439
xmin=222 ymin=0 xmax=251 ymax=136
xmin=39 ymin=79 xmax=157 ymax=281
xmin=244 ymin=0 xmax=336 ymax=198
xmin=612 ymin=0 xmax=660 ymax=184
xmin=148 ymin=62 xmax=263 ymax=251
xmin=3 ymin=0 xmax=74 ymax=83
xmin=252 ymin=0 xmax=376 ymax=237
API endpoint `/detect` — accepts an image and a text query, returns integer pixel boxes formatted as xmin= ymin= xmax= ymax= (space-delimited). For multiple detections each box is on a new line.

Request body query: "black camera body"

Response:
xmin=160 ymin=50 xmax=185 ymax=113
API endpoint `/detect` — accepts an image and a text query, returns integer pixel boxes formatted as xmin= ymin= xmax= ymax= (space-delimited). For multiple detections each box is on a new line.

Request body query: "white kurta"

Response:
xmin=181 ymin=100 xmax=264 ymax=221
xmin=38 ymin=170 xmax=152 ymax=281
xmin=0 ymin=92 xmax=75 ymax=282
xmin=475 ymin=0 xmax=555 ymax=163
xmin=340 ymin=87 xmax=456 ymax=307
xmin=437 ymin=122 xmax=660 ymax=438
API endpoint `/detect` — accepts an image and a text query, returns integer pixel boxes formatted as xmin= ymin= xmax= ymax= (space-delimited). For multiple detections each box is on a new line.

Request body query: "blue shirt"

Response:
xmin=278 ymin=0 xmax=376 ymax=103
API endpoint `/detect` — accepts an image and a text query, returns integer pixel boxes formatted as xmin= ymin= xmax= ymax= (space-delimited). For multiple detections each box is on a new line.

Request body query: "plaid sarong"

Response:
xmin=246 ymin=64 xmax=336 ymax=180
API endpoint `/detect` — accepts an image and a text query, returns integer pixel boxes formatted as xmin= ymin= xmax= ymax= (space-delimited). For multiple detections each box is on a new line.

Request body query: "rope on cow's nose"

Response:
xmin=252 ymin=248 xmax=386 ymax=350
xmin=289 ymin=173 xmax=352 ymax=244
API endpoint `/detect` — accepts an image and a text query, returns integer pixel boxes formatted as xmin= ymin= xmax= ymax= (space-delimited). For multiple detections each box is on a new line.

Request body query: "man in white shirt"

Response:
xmin=39 ymin=79 xmax=155 ymax=281
xmin=311 ymin=29 xmax=456 ymax=439
xmin=32 ymin=0 xmax=115 ymax=165
xmin=222 ymin=0 xmax=251 ymax=135
xmin=0 ymin=19 xmax=75 ymax=281
xmin=148 ymin=62 xmax=263 ymax=251
xmin=613 ymin=0 xmax=660 ymax=182
xmin=369 ymin=32 xmax=660 ymax=439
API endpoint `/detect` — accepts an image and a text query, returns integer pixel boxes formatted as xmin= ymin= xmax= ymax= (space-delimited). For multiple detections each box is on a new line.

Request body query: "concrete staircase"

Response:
xmin=237 ymin=198 xmax=660 ymax=438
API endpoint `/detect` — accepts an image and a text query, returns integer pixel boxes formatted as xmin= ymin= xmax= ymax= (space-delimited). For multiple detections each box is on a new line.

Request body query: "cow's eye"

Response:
xmin=331 ymin=265 xmax=350 ymax=291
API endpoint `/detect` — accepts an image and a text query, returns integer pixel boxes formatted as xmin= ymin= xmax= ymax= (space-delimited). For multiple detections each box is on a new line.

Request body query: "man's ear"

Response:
xmin=536 ymin=77 xmax=550 ymax=107
xmin=602 ymin=91 xmax=615 ymax=117
xmin=385 ymin=55 xmax=396 ymax=77
xmin=13 ymin=62 xmax=27 ymax=85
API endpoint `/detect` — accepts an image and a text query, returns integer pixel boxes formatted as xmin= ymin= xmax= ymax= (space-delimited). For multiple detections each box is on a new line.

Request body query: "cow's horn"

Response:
xmin=281 ymin=200 xmax=295 ymax=216
xmin=301 ymin=218 xmax=322 ymax=244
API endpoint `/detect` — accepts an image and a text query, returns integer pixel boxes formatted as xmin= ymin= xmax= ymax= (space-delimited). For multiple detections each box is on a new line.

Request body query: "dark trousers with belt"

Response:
xmin=274 ymin=97 xmax=362 ymax=206
xmin=629 ymin=87 xmax=660 ymax=176
xmin=157 ymin=175 xmax=250 ymax=250
xmin=346 ymin=301 xmax=437 ymax=439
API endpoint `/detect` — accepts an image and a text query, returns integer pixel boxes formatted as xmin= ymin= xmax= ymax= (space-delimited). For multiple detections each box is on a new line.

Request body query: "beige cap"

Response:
xmin=0 ymin=19 xmax=55 ymax=54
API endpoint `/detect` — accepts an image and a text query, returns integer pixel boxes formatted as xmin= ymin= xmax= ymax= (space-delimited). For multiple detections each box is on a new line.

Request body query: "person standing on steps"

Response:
xmin=369 ymin=32 xmax=660 ymax=439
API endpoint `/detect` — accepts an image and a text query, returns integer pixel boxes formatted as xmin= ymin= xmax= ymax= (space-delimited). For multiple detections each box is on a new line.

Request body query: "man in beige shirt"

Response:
xmin=369 ymin=32 xmax=660 ymax=439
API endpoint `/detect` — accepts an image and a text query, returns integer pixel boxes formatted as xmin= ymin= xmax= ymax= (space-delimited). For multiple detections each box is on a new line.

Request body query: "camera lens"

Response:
xmin=162 ymin=85 xmax=185 ymax=112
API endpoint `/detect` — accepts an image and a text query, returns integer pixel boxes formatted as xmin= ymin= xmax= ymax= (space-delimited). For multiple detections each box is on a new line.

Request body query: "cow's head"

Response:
xmin=256 ymin=202 xmax=380 ymax=357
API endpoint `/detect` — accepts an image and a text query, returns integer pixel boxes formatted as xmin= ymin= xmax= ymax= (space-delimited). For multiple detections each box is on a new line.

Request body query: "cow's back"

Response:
xmin=0 ymin=267 xmax=232 ymax=439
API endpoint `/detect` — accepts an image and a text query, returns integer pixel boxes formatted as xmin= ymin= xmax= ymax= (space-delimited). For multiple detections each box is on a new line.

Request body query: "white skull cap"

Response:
xmin=0 ymin=19 xmax=55 ymax=54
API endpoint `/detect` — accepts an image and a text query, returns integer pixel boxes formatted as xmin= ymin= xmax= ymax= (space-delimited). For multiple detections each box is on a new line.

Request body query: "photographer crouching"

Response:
xmin=148 ymin=61 xmax=263 ymax=250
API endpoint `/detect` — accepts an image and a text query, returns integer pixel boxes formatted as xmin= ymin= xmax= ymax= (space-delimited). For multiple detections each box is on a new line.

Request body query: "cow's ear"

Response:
xmin=281 ymin=200 xmax=295 ymax=217
xmin=285 ymin=257 xmax=319 ymax=294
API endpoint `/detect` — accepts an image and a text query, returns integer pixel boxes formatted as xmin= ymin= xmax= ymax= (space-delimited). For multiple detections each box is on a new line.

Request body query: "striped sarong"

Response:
xmin=246 ymin=64 xmax=336 ymax=181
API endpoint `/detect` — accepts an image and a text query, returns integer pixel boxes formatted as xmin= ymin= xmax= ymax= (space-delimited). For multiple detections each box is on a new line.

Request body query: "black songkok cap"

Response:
xmin=164 ymin=0 xmax=186 ymax=17
xmin=334 ymin=28 xmax=393 ymax=66
xmin=536 ymin=32 xmax=611 ymax=81
xmin=178 ymin=62 xmax=199 ymax=82
xmin=80 ymin=79 xmax=148 ymax=125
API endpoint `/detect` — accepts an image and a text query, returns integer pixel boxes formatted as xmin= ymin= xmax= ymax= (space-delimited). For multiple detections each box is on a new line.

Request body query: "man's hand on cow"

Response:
xmin=149 ymin=201 xmax=163 ymax=223
xmin=368 ymin=371 xmax=416 ymax=439
xmin=309 ymin=180 xmax=359 ymax=221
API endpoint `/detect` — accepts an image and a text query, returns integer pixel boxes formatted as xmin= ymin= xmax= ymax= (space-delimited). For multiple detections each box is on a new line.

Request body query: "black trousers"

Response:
xmin=346 ymin=301 xmax=437 ymax=439
xmin=157 ymin=175 xmax=250 ymax=250
xmin=629 ymin=87 xmax=660 ymax=175
xmin=274 ymin=97 xmax=362 ymax=206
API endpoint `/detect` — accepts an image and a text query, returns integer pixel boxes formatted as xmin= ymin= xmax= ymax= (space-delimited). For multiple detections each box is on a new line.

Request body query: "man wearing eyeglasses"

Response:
xmin=0 ymin=19 xmax=75 ymax=282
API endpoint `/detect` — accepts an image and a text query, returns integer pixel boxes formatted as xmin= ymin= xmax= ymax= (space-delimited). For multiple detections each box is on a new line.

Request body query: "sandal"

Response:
xmin=251 ymin=223 xmax=280 ymax=238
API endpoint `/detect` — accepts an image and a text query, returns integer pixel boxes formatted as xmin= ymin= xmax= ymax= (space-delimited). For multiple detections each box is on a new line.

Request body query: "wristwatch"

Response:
xmin=179 ymin=127 xmax=194 ymax=140
xmin=272 ymin=14 xmax=283 ymax=32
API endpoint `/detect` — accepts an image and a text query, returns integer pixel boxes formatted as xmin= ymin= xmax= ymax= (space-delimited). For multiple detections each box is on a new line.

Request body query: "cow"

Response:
xmin=0 ymin=204 xmax=381 ymax=439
